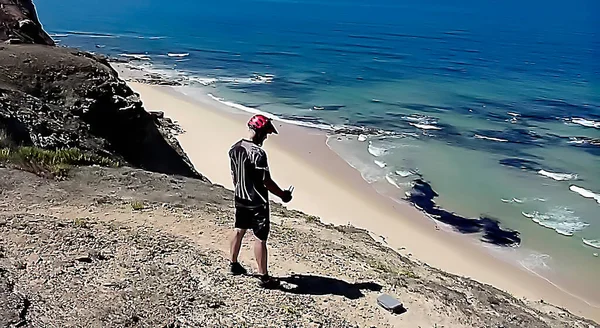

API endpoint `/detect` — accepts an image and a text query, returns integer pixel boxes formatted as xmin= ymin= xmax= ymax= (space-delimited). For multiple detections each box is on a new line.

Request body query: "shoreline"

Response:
xmin=122 ymin=76 xmax=600 ymax=321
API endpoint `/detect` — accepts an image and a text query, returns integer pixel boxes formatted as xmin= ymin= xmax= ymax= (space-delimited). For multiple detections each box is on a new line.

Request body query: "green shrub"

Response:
xmin=0 ymin=146 xmax=119 ymax=178
xmin=130 ymin=201 xmax=145 ymax=211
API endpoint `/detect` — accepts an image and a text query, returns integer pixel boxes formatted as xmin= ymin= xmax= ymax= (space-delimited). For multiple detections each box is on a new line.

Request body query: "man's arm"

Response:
xmin=264 ymin=171 xmax=286 ymax=199
xmin=257 ymin=150 xmax=292 ymax=202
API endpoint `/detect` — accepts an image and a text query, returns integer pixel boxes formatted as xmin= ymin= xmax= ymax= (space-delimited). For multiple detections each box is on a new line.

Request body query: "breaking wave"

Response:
xmin=374 ymin=160 xmax=387 ymax=168
xmin=367 ymin=142 xmax=390 ymax=157
xmin=474 ymin=134 xmax=509 ymax=142
xmin=167 ymin=53 xmax=190 ymax=58
xmin=206 ymin=94 xmax=334 ymax=131
xmin=538 ymin=170 xmax=579 ymax=181
xmin=409 ymin=123 xmax=442 ymax=130
xmin=120 ymin=53 xmax=151 ymax=61
xmin=569 ymin=185 xmax=600 ymax=204
xmin=521 ymin=207 xmax=589 ymax=237
xmin=568 ymin=118 xmax=600 ymax=129
xmin=582 ymin=238 xmax=600 ymax=249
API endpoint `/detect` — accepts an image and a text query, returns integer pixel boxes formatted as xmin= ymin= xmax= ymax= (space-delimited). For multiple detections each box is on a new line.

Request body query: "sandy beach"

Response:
xmin=124 ymin=79 xmax=600 ymax=322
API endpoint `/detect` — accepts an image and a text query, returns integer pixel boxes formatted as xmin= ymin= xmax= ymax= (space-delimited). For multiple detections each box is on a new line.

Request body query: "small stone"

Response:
xmin=27 ymin=253 xmax=41 ymax=266
xmin=75 ymin=256 xmax=92 ymax=263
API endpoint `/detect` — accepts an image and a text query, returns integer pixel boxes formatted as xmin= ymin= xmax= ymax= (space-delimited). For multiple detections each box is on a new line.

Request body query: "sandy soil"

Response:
xmin=1 ymin=166 xmax=598 ymax=327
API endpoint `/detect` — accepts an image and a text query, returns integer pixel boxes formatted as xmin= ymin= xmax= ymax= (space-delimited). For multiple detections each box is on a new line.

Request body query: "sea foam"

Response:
xmin=474 ymin=134 xmax=508 ymax=142
xmin=385 ymin=174 xmax=402 ymax=189
xmin=538 ymin=170 xmax=578 ymax=181
xmin=120 ymin=53 xmax=151 ymax=61
xmin=409 ymin=123 xmax=441 ymax=130
xmin=521 ymin=207 xmax=589 ymax=236
xmin=570 ymin=118 xmax=600 ymax=129
xmin=374 ymin=160 xmax=387 ymax=168
xmin=206 ymin=94 xmax=333 ymax=131
xmin=367 ymin=142 xmax=390 ymax=157
xmin=569 ymin=185 xmax=600 ymax=204
xmin=582 ymin=238 xmax=600 ymax=249
xmin=168 ymin=53 xmax=190 ymax=58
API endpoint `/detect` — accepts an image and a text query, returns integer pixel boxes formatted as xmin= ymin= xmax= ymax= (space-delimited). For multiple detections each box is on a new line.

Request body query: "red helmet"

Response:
xmin=248 ymin=114 xmax=278 ymax=134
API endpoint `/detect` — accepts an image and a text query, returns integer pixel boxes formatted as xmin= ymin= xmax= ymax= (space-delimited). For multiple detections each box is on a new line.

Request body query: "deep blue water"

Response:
xmin=36 ymin=0 xmax=600 ymax=289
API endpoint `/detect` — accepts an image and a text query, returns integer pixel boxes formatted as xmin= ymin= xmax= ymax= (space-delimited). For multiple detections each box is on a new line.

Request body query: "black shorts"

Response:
xmin=234 ymin=205 xmax=270 ymax=241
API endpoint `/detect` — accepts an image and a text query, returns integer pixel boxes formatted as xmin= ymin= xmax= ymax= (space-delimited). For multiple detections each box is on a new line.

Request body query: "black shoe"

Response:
xmin=230 ymin=262 xmax=247 ymax=275
xmin=259 ymin=274 xmax=281 ymax=289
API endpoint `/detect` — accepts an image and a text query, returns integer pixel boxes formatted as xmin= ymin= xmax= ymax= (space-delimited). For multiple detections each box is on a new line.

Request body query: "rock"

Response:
xmin=0 ymin=0 xmax=55 ymax=45
xmin=26 ymin=253 xmax=40 ymax=266
xmin=0 ymin=45 xmax=203 ymax=179
xmin=0 ymin=269 xmax=29 ymax=327
xmin=18 ymin=18 xmax=33 ymax=28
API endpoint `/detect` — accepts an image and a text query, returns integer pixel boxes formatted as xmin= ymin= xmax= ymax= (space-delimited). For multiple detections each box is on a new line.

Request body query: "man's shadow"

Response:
xmin=275 ymin=274 xmax=382 ymax=300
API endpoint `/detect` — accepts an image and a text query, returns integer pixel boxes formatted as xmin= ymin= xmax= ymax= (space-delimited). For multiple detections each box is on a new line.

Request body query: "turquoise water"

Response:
xmin=37 ymin=0 xmax=600 ymax=288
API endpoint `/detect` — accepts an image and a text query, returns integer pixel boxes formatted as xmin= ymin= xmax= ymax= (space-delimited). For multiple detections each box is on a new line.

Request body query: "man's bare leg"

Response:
xmin=230 ymin=228 xmax=246 ymax=263
xmin=229 ymin=229 xmax=248 ymax=275
xmin=254 ymin=238 xmax=268 ymax=275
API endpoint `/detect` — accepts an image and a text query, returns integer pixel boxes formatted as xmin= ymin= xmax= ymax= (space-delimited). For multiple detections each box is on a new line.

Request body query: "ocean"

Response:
xmin=36 ymin=0 xmax=600 ymax=295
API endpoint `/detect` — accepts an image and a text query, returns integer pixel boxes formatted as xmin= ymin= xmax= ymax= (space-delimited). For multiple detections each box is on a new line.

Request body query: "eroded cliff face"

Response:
xmin=0 ymin=0 xmax=54 ymax=45
xmin=0 ymin=2 xmax=202 ymax=179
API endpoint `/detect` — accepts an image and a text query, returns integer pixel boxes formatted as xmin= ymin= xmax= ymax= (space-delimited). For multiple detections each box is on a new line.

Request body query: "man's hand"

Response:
xmin=281 ymin=186 xmax=294 ymax=203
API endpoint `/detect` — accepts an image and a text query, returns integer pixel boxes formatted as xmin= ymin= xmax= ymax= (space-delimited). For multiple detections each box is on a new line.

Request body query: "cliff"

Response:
xmin=0 ymin=1 xmax=202 ymax=179
xmin=0 ymin=0 xmax=54 ymax=45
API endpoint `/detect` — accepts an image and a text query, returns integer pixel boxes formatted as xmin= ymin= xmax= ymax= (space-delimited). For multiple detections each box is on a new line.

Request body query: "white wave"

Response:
xmin=188 ymin=77 xmax=218 ymax=86
xmin=538 ymin=170 xmax=578 ymax=181
xmin=219 ymin=74 xmax=274 ymax=84
xmin=520 ymin=254 xmax=551 ymax=270
xmin=402 ymin=116 xmax=424 ymax=123
xmin=524 ymin=207 xmax=589 ymax=236
xmin=206 ymin=94 xmax=333 ymax=131
xmin=518 ymin=252 xmax=552 ymax=271
xmin=385 ymin=174 xmax=401 ymax=189
xmin=569 ymin=185 xmax=600 ymax=204
xmin=474 ymin=134 xmax=508 ymax=142
xmin=374 ymin=160 xmax=387 ymax=168
xmin=357 ymin=134 xmax=367 ymax=142
xmin=168 ymin=53 xmax=190 ymax=58
xmin=50 ymin=33 xmax=69 ymax=37
xmin=521 ymin=212 xmax=535 ymax=219
xmin=571 ymin=118 xmax=600 ymax=129
xmin=148 ymin=36 xmax=166 ymax=40
xmin=367 ymin=142 xmax=390 ymax=157
xmin=409 ymin=123 xmax=441 ymax=130
xmin=507 ymin=112 xmax=521 ymax=117
xmin=501 ymin=198 xmax=511 ymax=203
xmin=403 ymin=115 xmax=438 ymax=127
xmin=395 ymin=170 xmax=416 ymax=178
xmin=86 ymin=35 xmax=118 ymax=39
xmin=512 ymin=198 xmax=524 ymax=204
xmin=119 ymin=53 xmax=151 ymax=61
xmin=582 ymin=238 xmax=600 ymax=249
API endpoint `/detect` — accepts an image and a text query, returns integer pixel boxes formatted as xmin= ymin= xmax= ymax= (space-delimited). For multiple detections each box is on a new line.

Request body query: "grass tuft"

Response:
xmin=130 ymin=201 xmax=145 ymax=211
xmin=305 ymin=215 xmax=321 ymax=224
xmin=0 ymin=146 xmax=119 ymax=178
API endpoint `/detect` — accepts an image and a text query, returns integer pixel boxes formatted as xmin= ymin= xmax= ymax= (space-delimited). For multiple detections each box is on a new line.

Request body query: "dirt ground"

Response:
xmin=0 ymin=166 xmax=597 ymax=328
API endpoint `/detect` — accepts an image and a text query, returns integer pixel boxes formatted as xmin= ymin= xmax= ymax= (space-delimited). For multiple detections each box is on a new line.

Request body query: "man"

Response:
xmin=228 ymin=114 xmax=293 ymax=288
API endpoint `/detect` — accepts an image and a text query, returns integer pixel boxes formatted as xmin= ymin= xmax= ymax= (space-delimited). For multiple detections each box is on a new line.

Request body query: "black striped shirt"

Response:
xmin=228 ymin=139 xmax=270 ymax=209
